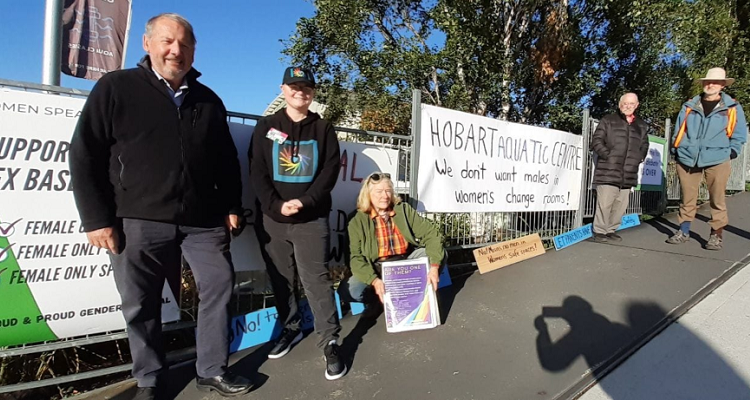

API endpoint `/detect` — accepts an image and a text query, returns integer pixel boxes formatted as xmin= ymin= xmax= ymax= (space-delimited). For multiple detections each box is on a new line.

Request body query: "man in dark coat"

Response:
xmin=590 ymin=93 xmax=650 ymax=242
xmin=70 ymin=13 xmax=252 ymax=400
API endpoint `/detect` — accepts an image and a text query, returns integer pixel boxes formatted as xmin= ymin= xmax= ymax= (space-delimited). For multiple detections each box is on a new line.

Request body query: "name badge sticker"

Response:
xmin=267 ymin=128 xmax=288 ymax=143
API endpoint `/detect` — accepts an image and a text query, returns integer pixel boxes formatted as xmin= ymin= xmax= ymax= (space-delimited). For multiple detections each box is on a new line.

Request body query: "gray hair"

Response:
xmin=145 ymin=13 xmax=197 ymax=46
xmin=619 ymin=92 xmax=638 ymax=105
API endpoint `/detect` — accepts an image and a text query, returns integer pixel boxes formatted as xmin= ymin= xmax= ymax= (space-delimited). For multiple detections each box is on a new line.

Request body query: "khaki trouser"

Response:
xmin=676 ymin=161 xmax=731 ymax=230
xmin=593 ymin=184 xmax=631 ymax=235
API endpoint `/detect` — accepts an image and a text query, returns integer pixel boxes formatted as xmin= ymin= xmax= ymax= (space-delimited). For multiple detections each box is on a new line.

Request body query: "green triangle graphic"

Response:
xmin=0 ymin=219 xmax=57 ymax=347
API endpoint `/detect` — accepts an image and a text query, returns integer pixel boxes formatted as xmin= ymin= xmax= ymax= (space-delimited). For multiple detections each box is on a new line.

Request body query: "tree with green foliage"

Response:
xmin=284 ymin=0 xmax=750 ymax=135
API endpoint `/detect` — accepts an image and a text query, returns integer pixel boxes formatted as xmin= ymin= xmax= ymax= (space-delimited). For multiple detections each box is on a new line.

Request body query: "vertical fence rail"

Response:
xmin=580 ymin=111 xmax=674 ymax=219
xmin=576 ymin=109 xmax=592 ymax=227
xmin=5 ymin=81 xmax=742 ymax=393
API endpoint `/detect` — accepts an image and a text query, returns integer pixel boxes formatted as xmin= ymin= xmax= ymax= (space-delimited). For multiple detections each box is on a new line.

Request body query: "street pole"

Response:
xmin=409 ymin=89 xmax=422 ymax=208
xmin=42 ymin=0 xmax=63 ymax=86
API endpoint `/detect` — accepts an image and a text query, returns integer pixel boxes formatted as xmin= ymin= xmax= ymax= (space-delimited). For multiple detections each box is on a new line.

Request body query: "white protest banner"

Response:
xmin=0 ymin=89 xmax=179 ymax=347
xmin=228 ymin=122 xmax=265 ymax=272
xmin=329 ymin=142 xmax=399 ymax=269
xmin=417 ymin=104 xmax=584 ymax=212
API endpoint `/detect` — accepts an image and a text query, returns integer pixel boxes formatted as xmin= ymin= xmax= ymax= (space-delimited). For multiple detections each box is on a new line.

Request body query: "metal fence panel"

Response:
xmin=6 ymin=81 xmax=730 ymax=393
xmin=666 ymin=146 xmax=746 ymax=201
xmin=579 ymin=114 xmax=667 ymax=218
xmin=727 ymin=145 xmax=747 ymax=190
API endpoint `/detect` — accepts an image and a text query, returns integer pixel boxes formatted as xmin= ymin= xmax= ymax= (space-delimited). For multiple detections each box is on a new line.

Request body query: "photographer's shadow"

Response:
xmin=534 ymin=296 xmax=631 ymax=372
xmin=535 ymin=295 xmax=750 ymax=399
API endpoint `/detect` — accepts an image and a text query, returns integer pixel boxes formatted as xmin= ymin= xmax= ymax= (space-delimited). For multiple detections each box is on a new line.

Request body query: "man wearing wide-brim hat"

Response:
xmin=667 ymin=67 xmax=748 ymax=250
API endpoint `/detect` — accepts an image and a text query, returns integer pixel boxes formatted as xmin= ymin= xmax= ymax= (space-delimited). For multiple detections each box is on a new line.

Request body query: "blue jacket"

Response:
xmin=671 ymin=92 xmax=747 ymax=167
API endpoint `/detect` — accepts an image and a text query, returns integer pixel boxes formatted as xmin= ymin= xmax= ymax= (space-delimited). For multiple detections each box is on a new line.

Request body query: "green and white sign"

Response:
xmin=636 ymin=135 xmax=668 ymax=192
xmin=0 ymin=89 xmax=179 ymax=347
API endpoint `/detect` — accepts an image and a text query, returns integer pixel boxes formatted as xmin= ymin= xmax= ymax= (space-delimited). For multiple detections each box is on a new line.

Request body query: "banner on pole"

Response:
xmin=61 ymin=0 xmax=132 ymax=80
xmin=0 ymin=90 xmax=178 ymax=347
xmin=417 ymin=104 xmax=584 ymax=212
xmin=0 ymin=87 xmax=400 ymax=347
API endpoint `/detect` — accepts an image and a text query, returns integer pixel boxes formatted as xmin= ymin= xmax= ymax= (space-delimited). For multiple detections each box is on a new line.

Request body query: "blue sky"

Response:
xmin=0 ymin=1 xmax=317 ymax=115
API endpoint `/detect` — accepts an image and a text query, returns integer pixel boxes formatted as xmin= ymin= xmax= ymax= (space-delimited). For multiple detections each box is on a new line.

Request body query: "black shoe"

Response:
xmin=606 ymin=233 xmax=622 ymax=242
xmin=590 ymin=233 xmax=608 ymax=243
xmin=195 ymin=371 xmax=253 ymax=397
xmin=268 ymin=328 xmax=303 ymax=359
xmin=132 ymin=387 xmax=155 ymax=400
xmin=324 ymin=342 xmax=347 ymax=380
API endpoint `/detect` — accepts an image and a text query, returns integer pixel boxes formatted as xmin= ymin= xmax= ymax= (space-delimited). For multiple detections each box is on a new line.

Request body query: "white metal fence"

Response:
xmin=1 ymin=79 xmax=745 ymax=394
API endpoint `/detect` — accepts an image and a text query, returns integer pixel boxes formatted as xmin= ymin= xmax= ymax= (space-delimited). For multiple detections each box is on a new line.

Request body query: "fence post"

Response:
xmin=743 ymin=144 xmax=749 ymax=189
xmin=574 ymin=109 xmax=591 ymax=228
xmin=409 ymin=89 xmax=422 ymax=208
xmin=660 ymin=118 xmax=671 ymax=214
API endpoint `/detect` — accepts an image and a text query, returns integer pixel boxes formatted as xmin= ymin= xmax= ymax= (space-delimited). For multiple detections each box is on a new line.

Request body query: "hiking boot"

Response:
xmin=666 ymin=231 xmax=690 ymax=244
xmin=324 ymin=342 xmax=347 ymax=380
xmin=606 ymin=233 xmax=623 ymax=242
xmin=268 ymin=328 xmax=302 ymax=359
xmin=590 ymin=233 xmax=608 ymax=243
xmin=705 ymin=234 xmax=723 ymax=251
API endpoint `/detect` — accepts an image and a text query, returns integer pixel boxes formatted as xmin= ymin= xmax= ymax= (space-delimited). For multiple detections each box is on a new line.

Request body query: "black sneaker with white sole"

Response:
xmin=324 ymin=342 xmax=347 ymax=380
xmin=268 ymin=328 xmax=302 ymax=359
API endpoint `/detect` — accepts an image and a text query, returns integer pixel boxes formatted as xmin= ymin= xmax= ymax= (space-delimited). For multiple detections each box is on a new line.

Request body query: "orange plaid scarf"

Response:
xmin=370 ymin=209 xmax=409 ymax=259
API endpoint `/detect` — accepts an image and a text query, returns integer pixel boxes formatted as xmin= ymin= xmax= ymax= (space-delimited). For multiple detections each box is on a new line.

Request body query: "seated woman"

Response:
xmin=340 ymin=172 xmax=446 ymax=306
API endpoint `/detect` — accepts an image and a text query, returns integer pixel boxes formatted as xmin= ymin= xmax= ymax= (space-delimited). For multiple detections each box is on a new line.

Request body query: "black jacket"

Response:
xmin=70 ymin=57 xmax=242 ymax=231
xmin=590 ymin=113 xmax=650 ymax=188
xmin=250 ymin=109 xmax=341 ymax=224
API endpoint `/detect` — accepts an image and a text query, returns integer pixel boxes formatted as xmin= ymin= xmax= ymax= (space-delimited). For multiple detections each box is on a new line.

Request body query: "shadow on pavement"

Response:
xmin=223 ymin=342 xmax=274 ymax=393
xmin=438 ymin=273 xmax=470 ymax=325
xmin=340 ymin=311 xmax=380 ymax=372
xmin=695 ymin=214 xmax=750 ymax=240
xmin=646 ymin=218 xmax=707 ymax=247
xmin=534 ymin=295 xmax=750 ymax=399
xmin=534 ymin=296 xmax=631 ymax=373
xmin=339 ymin=270 xmax=471 ymax=372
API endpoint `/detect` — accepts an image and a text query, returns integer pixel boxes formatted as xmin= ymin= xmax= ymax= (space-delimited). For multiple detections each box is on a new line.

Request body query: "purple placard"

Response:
xmin=382 ymin=257 xmax=438 ymax=332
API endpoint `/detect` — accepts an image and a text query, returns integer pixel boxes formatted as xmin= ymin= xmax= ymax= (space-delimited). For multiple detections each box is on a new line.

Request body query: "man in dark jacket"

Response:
xmin=250 ymin=67 xmax=346 ymax=380
xmin=590 ymin=93 xmax=650 ymax=243
xmin=70 ymin=14 xmax=252 ymax=400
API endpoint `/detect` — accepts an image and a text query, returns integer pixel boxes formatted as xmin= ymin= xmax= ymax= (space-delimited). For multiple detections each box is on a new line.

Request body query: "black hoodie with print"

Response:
xmin=249 ymin=108 xmax=341 ymax=223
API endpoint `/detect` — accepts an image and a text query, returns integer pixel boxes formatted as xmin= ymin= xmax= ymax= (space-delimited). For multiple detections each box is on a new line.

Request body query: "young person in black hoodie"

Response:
xmin=250 ymin=67 xmax=346 ymax=380
xmin=70 ymin=14 xmax=252 ymax=400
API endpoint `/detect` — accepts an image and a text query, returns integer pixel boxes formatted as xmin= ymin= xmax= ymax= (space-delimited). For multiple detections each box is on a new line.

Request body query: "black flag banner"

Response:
xmin=61 ymin=0 xmax=132 ymax=80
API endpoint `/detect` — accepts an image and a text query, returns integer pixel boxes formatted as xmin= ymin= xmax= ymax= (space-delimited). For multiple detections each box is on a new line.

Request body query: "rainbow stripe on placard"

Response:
xmin=396 ymin=286 xmax=433 ymax=327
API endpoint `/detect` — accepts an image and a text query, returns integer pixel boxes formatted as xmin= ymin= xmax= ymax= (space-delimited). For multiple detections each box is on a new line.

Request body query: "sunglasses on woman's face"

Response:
xmin=368 ymin=172 xmax=391 ymax=182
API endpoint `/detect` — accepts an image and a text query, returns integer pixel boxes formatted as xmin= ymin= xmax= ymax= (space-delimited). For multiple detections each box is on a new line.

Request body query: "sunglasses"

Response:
xmin=368 ymin=172 xmax=391 ymax=182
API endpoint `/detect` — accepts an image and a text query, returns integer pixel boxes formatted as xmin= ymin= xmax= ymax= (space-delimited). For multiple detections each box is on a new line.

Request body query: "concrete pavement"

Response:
xmin=73 ymin=192 xmax=750 ymax=400
xmin=578 ymin=251 xmax=750 ymax=400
